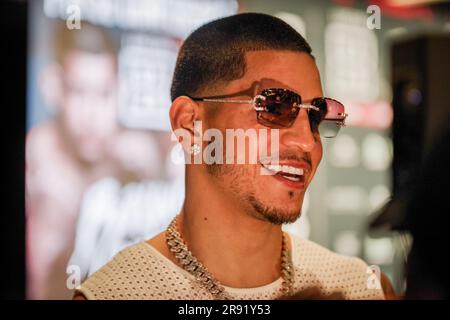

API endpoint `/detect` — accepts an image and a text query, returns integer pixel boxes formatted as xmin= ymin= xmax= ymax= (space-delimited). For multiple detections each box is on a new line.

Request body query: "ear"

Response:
xmin=169 ymin=95 xmax=201 ymax=134
xmin=38 ymin=63 xmax=64 ymax=113
xmin=169 ymin=96 xmax=202 ymax=153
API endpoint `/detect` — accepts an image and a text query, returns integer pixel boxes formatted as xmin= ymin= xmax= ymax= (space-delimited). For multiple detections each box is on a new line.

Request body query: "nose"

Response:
xmin=280 ymin=109 xmax=317 ymax=152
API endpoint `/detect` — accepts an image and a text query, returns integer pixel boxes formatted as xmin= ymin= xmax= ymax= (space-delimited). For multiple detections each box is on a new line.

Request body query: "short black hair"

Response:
xmin=170 ymin=12 xmax=313 ymax=101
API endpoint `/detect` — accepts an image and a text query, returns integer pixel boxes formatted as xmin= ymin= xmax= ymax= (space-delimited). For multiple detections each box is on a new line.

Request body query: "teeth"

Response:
xmin=267 ymin=164 xmax=281 ymax=172
xmin=262 ymin=163 xmax=304 ymax=175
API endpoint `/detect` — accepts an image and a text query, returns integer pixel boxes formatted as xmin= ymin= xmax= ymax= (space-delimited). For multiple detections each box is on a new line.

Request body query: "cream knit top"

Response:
xmin=77 ymin=233 xmax=385 ymax=300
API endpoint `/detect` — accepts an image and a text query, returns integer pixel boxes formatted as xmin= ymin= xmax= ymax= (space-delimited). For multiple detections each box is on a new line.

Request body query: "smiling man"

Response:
xmin=74 ymin=13 xmax=393 ymax=300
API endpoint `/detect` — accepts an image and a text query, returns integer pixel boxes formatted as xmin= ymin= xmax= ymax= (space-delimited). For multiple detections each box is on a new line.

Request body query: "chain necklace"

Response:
xmin=165 ymin=215 xmax=294 ymax=300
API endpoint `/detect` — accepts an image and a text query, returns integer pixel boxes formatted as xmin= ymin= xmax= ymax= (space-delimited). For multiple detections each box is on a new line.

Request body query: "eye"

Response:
xmin=266 ymin=103 xmax=282 ymax=115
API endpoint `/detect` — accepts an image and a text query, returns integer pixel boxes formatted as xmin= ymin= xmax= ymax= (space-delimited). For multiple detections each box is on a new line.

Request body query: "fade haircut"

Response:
xmin=170 ymin=12 xmax=313 ymax=101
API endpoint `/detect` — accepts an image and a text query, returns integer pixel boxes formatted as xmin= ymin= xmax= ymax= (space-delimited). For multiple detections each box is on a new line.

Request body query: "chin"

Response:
xmin=246 ymin=194 xmax=302 ymax=225
xmin=77 ymin=148 xmax=103 ymax=164
xmin=261 ymin=209 xmax=302 ymax=225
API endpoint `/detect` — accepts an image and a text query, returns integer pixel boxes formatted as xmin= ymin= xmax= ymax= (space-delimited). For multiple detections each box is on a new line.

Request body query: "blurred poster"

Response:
xmin=26 ymin=0 xmax=237 ymax=299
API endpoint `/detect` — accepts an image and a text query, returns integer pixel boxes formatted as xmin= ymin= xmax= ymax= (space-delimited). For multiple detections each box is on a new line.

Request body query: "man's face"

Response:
xmin=60 ymin=51 xmax=118 ymax=164
xmin=203 ymin=50 xmax=323 ymax=224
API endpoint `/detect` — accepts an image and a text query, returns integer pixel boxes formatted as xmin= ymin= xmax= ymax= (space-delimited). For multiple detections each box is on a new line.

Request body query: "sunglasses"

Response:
xmin=190 ymin=88 xmax=348 ymax=138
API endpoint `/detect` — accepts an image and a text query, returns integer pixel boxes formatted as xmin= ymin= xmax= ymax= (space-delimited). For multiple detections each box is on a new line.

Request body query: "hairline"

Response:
xmin=192 ymin=49 xmax=315 ymax=99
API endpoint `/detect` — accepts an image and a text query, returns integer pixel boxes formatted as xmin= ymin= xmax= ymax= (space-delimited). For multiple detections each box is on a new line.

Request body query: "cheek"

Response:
xmin=206 ymin=109 xmax=258 ymax=161
xmin=61 ymin=99 xmax=83 ymax=132
xmin=309 ymin=141 xmax=323 ymax=179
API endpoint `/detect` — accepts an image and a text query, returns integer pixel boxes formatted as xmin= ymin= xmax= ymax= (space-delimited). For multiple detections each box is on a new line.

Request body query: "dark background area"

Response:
xmin=0 ymin=0 xmax=27 ymax=299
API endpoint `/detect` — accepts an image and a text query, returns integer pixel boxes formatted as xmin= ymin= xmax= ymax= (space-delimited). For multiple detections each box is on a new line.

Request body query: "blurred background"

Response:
xmin=2 ymin=0 xmax=449 ymax=299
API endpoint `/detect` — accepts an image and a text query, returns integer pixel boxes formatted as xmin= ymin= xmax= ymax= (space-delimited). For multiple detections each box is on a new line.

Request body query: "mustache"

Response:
xmin=260 ymin=150 xmax=311 ymax=166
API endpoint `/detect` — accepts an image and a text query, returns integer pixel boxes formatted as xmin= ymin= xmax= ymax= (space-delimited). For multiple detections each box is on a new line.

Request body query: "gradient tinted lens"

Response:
xmin=313 ymin=98 xmax=346 ymax=138
xmin=255 ymin=90 xmax=346 ymax=138
xmin=309 ymin=97 xmax=327 ymax=133
xmin=256 ymin=89 xmax=300 ymax=128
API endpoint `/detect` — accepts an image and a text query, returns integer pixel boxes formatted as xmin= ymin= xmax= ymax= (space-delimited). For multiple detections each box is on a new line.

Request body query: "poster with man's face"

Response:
xmin=26 ymin=0 xmax=238 ymax=299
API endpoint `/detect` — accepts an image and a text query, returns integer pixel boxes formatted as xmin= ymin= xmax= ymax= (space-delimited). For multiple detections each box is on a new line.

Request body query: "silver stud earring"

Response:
xmin=190 ymin=143 xmax=201 ymax=155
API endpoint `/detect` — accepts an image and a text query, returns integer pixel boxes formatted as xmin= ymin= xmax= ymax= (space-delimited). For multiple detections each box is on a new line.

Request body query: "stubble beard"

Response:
xmin=206 ymin=163 xmax=302 ymax=225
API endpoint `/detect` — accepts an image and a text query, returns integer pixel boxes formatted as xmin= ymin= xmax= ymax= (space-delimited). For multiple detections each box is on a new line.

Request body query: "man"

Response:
xmin=26 ymin=22 xmax=158 ymax=299
xmin=74 ymin=13 xmax=394 ymax=300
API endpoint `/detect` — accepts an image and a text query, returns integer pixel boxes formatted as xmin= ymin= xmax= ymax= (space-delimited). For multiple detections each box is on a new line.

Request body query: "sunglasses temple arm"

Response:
xmin=298 ymin=104 xmax=321 ymax=112
xmin=197 ymin=98 xmax=254 ymax=104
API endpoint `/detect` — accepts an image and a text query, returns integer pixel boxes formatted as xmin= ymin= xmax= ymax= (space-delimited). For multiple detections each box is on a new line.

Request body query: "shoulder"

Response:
xmin=288 ymin=234 xmax=385 ymax=300
xmin=76 ymin=239 xmax=201 ymax=300
xmin=290 ymin=234 xmax=366 ymax=268
xmin=76 ymin=241 xmax=164 ymax=299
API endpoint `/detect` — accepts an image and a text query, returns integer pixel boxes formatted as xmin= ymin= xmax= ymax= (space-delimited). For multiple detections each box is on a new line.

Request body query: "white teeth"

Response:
xmin=262 ymin=163 xmax=304 ymax=175
xmin=262 ymin=164 xmax=279 ymax=172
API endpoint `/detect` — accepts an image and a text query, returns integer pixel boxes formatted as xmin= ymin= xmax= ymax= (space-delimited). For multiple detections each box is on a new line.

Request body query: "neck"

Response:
xmin=178 ymin=166 xmax=285 ymax=288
